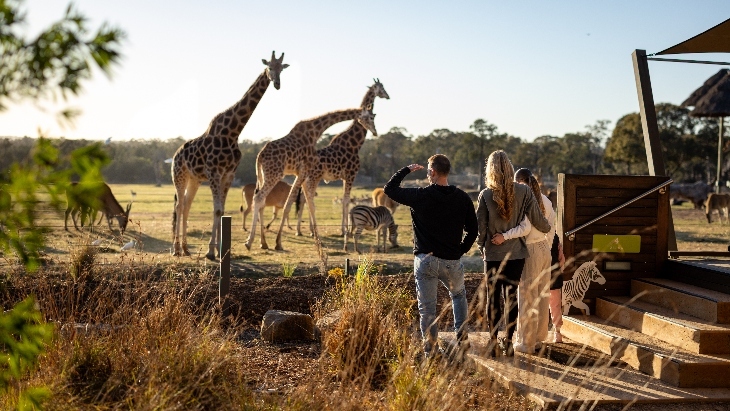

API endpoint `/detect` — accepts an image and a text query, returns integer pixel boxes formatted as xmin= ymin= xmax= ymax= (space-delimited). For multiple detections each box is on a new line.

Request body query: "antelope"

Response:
xmin=372 ymin=187 xmax=399 ymax=214
xmin=240 ymin=181 xmax=305 ymax=231
xmin=64 ymin=182 xmax=132 ymax=234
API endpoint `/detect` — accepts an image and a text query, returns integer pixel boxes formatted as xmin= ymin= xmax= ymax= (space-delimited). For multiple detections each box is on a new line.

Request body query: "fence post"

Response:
xmin=219 ymin=216 xmax=231 ymax=317
xmin=345 ymin=258 xmax=350 ymax=277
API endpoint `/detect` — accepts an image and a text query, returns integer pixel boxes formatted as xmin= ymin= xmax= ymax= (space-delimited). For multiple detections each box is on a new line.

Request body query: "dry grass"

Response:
xmin=0 ymin=256 xmax=529 ymax=410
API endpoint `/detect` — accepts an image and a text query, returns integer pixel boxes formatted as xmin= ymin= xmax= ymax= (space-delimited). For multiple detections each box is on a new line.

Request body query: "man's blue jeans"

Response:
xmin=414 ymin=253 xmax=468 ymax=353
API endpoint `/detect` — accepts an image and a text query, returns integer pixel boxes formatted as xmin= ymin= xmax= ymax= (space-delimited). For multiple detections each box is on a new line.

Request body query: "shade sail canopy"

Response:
xmin=682 ymin=69 xmax=730 ymax=107
xmin=656 ymin=18 xmax=730 ymax=55
xmin=683 ymin=69 xmax=730 ymax=117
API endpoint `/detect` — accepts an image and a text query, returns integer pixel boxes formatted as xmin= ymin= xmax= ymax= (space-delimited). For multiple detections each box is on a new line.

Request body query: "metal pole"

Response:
xmin=718 ymin=118 xmax=724 ymax=194
xmin=219 ymin=216 xmax=231 ymax=316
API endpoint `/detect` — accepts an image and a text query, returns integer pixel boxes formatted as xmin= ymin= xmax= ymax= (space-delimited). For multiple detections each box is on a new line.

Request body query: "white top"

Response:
xmin=502 ymin=194 xmax=556 ymax=245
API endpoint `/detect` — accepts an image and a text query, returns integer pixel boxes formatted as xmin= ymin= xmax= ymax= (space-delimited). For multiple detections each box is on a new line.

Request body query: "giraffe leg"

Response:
xmin=340 ymin=180 xmax=354 ymax=237
xmin=207 ymin=181 xmax=222 ymax=261
xmin=245 ymin=181 xmax=275 ymax=250
xmin=281 ymin=184 xmax=304 ymax=236
xmin=275 ymin=177 xmax=305 ymax=251
xmin=172 ymin=176 xmax=193 ymax=256
xmin=242 ymin=190 xmax=250 ymax=231
xmin=206 ymin=173 xmax=234 ymax=260
xmin=180 ymin=181 xmax=200 ymax=256
xmin=295 ymin=195 xmax=304 ymax=236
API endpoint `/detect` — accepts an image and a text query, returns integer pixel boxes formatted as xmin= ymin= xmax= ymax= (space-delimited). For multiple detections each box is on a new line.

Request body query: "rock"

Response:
xmin=314 ymin=310 xmax=341 ymax=342
xmin=260 ymin=310 xmax=315 ymax=343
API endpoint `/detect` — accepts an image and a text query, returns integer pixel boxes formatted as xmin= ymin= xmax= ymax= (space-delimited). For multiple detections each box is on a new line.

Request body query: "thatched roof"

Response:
xmin=684 ymin=69 xmax=730 ymax=118
xmin=681 ymin=69 xmax=729 ymax=107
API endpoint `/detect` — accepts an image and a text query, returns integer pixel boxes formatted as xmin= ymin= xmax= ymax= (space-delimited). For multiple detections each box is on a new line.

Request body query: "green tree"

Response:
xmin=469 ymin=119 xmax=498 ymax=189
xmin=0 ymin=0 xmax=125 ymax=123
xmin=603 ymin=113 xmax=649 ymax=175
xmin=0 ymin=2 xmax=124 ymax=408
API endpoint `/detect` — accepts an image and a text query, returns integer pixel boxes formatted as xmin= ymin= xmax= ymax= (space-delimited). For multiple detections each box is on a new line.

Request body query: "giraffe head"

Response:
xmin=371 ymin=78 xmax=390 ymax=99
xmin=358 ymin=105 xmax=378 ymax=136
xmin=262 ymin=51 xmax=289 ymax=90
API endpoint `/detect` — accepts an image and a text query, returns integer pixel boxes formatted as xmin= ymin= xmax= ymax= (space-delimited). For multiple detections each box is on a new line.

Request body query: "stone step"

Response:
xmin=631 ymin=278 xmax=730 ymax=324
xmin=561 ymin=315 xmax=730 ymax=388
xmin=597 ymin=296 xmax=730 ymax=354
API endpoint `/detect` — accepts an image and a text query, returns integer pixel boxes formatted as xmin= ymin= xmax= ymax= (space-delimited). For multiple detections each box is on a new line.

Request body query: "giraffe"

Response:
xmin=244 ymin=107 xmax=378 ymax=252
xmin=171 ymin=51 xmax=288 ymax=260
xmin=288 ymin=79 xmax=389 ymax=237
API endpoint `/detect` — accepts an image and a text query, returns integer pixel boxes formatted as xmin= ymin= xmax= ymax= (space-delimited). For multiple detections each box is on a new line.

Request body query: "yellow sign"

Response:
xmin=592 ymin=235 xmax=641 ymax=253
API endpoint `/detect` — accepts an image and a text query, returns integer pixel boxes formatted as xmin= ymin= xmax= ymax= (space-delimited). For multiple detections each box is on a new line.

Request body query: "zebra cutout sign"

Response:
xmin=562 ymin=261 xmax=606 ymax=316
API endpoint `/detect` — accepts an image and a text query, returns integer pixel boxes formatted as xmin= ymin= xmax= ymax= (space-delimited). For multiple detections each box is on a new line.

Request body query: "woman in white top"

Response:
xmin=492 ymin=168 xmax=555 ymax=354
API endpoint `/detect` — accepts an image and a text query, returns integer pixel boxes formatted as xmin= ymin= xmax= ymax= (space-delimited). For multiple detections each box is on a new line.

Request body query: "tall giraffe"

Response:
xmin=171 ymin=51 xmax=288 ymax=260
xmin=289 ymin=79 xmax=389 ymax=237
xmin=244 ymin=107 xmax=378 ymax=251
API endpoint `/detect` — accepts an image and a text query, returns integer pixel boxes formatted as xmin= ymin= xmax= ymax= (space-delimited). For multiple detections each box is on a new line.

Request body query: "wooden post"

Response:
xmin=717 ymin=118 xmax=724 ymax=193
xmin=219 ymin=215 xmax=231 ymax=316
xmin=345 ymin=258 xmax=350 ymax=277
xmin=633 ymin=49 xmax=678 ymax=251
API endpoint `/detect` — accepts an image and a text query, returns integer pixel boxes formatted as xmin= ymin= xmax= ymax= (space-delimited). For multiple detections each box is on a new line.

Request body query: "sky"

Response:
xmin=3 ymin=1 xmax=730 ymax=144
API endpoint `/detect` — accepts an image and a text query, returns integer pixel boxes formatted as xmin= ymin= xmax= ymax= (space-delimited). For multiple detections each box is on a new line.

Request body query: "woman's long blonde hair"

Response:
xmin=485 ymin=150 xmax=515 ymax=220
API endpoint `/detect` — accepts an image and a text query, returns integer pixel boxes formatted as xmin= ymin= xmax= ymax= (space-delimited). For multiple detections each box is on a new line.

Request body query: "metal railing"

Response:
xmin=565 ymin=179 xmax=673 ymax=241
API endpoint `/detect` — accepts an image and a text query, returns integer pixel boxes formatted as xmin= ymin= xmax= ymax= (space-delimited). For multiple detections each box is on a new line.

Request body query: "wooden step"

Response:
xmin=631 ymin=278 xmax=730 ymax=324
xmin=561 ymin=315 xmax=730 ymax=388
xmin=597 ymin=296 xmax=730 ymax=354
xmin=663 ymin=259 xmax=730 ymax=295
xmin=439 ymin=331 xmax=730 ymax=408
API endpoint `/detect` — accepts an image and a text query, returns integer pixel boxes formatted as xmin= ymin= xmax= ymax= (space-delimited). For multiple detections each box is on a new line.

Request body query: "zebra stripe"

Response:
xmin=345 ymin=205 xmax=398 ymax=253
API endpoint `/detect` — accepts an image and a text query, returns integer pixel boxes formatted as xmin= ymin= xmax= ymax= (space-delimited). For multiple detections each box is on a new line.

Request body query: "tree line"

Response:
xmin=1 ymin=103 xmax=726 ymax=188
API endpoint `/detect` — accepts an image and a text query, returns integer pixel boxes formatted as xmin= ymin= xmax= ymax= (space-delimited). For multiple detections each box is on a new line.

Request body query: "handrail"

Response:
xmin=565 ymin=179 xmax=673 ymax=241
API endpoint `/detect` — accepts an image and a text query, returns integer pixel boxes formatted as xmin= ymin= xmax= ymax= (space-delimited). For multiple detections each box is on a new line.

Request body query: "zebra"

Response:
xmin=561 ymin=261 xmax=606 ymax=315
xmin=344 ymin=205 xmax=399 ymax=254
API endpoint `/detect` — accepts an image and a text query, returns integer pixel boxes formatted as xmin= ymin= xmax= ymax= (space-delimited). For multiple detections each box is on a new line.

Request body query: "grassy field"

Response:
xmin=32 ymin=183 xmax=730 ymax=277
xmin=36 ymin=183 xmax=431 ymax=277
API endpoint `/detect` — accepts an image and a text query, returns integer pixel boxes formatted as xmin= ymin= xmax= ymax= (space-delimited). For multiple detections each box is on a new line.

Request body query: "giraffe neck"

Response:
xmin=205 ymin=69 xmax=270 ymax=138
xmin=327 ymin=121 xmax=367 ymax=150
xmin=307 ymin=108 xmax=363 ymax=139
xmin=325 ymin=86 xmax=379 ymax=150
xmin=360 ymin=86 xmax=377 ymax=109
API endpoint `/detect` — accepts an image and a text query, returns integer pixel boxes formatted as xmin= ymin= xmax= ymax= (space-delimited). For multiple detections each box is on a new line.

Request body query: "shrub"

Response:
xmin=318 ymin=258 xmax=413 ymax=387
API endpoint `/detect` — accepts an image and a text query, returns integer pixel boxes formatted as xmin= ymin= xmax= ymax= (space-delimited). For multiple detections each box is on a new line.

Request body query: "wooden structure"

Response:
xmin=557 ymin=174 xmax=671 ymax=312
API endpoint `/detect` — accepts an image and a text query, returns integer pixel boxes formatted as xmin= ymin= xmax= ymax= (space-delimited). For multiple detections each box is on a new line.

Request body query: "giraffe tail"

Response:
xmin=295 ymin=187 xmax=302 ymax=214
xmin=172 ymin=193 xmax=178 ymax=234
xmin=254 ymin=155 xmax=264 ymax=194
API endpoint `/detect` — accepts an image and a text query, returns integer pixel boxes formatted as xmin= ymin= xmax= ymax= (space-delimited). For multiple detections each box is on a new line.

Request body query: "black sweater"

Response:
xmin=384 ymin=167 xmax=478 ymax=260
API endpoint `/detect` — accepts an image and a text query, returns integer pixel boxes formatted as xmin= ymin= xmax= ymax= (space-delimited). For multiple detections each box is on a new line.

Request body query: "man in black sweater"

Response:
xmin=385 ymin=154 xmax=478 ymax=357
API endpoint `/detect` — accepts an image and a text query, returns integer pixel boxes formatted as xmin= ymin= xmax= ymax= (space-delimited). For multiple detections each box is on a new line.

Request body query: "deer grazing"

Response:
xmin=64 ymin=182 xmax=132 ymax=234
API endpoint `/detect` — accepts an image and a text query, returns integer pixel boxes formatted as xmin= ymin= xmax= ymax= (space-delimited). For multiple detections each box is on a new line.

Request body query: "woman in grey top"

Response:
xmin=476 ymin=150 xmax=551 ymax=356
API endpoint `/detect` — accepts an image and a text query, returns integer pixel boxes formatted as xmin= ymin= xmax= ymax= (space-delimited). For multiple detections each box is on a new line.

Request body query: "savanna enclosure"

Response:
xmin=1 ymin=179 xmax=726 ymax=410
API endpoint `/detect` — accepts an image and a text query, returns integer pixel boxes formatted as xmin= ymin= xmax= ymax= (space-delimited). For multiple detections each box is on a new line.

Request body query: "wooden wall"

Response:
xmin=557 ymin=174 xmax=670 ymax=308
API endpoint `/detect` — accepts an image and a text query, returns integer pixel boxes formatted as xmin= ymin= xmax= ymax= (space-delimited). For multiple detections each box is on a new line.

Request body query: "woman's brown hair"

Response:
xmin=515 ymin=168 xmax=546 ymax=216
